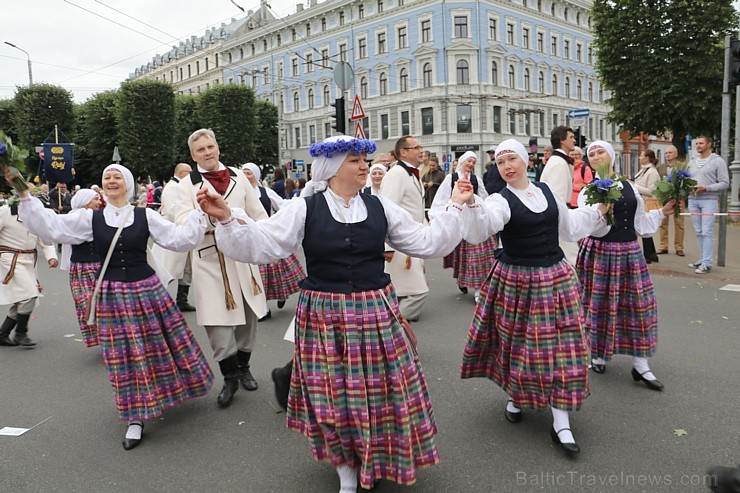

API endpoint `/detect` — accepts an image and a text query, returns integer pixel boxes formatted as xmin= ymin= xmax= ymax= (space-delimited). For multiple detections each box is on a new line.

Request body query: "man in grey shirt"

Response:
xmin=687 ymin=135 xmax=729 ymax=274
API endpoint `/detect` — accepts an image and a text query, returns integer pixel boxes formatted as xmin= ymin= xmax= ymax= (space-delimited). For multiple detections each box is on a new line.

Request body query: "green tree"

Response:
xmin=173 ymin=94 xmax=200 ymax=165
xmin=197 ymin=84 xmax=256 ymax=166
xmin=254 ymin=99 xmax=279 ymax=165
xmin=0 ymin=99 xmax=17 ymax=142
xmin=74 ymin=90 xmax=119 ymax=186
xmin=13 ymin=83 xmax=75 ymax=156
xmin=592 ymin=0 xmax=736 ymax=156
xmin=116 ymin=79 xmax=175 ymax=180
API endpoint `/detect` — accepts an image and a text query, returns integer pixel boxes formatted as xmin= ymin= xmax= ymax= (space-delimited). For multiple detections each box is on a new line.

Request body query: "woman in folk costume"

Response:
xmin=242 ymin=162 xmax=306 ymax=315
xmin=460 ymin=139 xmax=609 ymax=456
xmin=197 ymin=135 xmax=477 ymax=492
xmin=362 ymin=163 xmax=386 ymax=196
xmin=59 ymin=189 xmax=102 ymax=347
xmin=431 ymin=151 xmax=496 ymax=303
xmin=13 ymin=164 xmax=213 ymax=450
xmin=576 ymin=141 xmax=675 ymax=390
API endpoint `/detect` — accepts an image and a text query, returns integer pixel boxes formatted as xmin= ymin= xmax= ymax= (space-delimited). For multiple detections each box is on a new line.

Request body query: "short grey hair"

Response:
xmin=544 ymin=145 xmax=554 ymax=151
xmin=187 ymin=128 xmax=218 ymax=152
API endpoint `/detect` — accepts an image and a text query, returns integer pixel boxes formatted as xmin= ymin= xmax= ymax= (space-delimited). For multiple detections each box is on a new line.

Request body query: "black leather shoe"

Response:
xmin=631 ymin=368 xmax=664 ymax=391
xmin=550 ymin=428 xmax=580 ymax=456
xmin=592 ymin=363 xmax=606 ymax=374
xmin=504 ymin=407 xmax=522 ymax=423
xmin=13 ymin=334 xmax=36 ymax=347
xmin=258 ymin=309 xmax=272 ymax=322
xmin=217 ymin=378 xmax=239 ymax=407
xmin=277 ymin=299 xmax=286 ymax=309
xmin=0 ymin=334 xmax=18 ymax=346
xmin=458 ymin=284 xmax=468 ymax=294
xmin=122 ymin=422 xmax=144 ymax=450
xmin=238 ymin=367 xmax=258 ymax=391
xmin=177 ymin=302 xmax=196 ymax=312
xmin=271 ymin=364 xmax=291 ymax=412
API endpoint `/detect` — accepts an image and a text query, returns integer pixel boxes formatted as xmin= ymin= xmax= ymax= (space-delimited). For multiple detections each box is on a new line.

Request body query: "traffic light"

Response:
xmin=331 ymin=97 xmax=346 ymax=134
xmin=731 ymin=38 xmax=740 ymax=84
xmin=574 ymin=129 xmax=586 ymax=149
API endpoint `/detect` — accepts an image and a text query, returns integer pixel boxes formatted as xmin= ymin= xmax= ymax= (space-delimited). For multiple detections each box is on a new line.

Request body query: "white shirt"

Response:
xmin=214 ymin=190 xmax=468 ymax=265
xmin=577 ymin=181 xmax=665 ymax=238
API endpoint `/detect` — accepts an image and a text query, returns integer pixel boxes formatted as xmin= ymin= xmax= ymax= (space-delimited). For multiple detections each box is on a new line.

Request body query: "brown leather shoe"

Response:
xmin=656 ymin=249 xmax=668 ymax=255
xmin=676 ymin=250 xmax=685 ymax=256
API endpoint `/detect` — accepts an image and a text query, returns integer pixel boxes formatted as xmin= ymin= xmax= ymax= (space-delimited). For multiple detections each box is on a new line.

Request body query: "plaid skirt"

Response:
xmin=576 ymin=237 xmax=658 ymax=360
xmin=69 ymin=262 xmax=100 ymax=348
xmin=287 ymin=284 xmax=439 ymax=489
xmin=452 ymin=237 xmax=497 ymax=289
xmin=442 ymin=250 xmax=457 ymax=271
xmin=95 ymin=274 xmax=213 ymax=421
xmin=461 ymin=260 xmax=590 ymax=411
xmin=259 ymin=253 xmax=305 ymax=300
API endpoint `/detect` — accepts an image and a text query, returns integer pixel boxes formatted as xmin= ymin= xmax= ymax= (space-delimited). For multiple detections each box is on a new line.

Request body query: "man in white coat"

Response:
xmin=0 ymin=203 xmax=58 ymax=347
xmin=380 ymin=135 xmax=428 ymax=321
xmin=153 ymin=162 xmax=196 ymax=312
xmin=540 ymin=125 xmax=579 ymax=264
xmin=175 ymin=129 xmax=269 ymax=408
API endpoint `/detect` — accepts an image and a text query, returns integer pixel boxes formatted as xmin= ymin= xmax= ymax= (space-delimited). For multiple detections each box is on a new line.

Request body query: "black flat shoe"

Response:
xmin=217 ymin=378 xmax=240 ymax=407
xmin=631 ymin=368 xmax=664 ymax=391
xmin=258 ymin=309 xmax=272 ymax=322
xmin=458 ymin=284 xmax=468 ymax=294
xmin=277 ymin=299 xmax=286 ymax=309
xmin=504 ymin=408 xmax=522 ymax=423
xmin=271 ymin=366 xmax=291 ymax=412
xmin=550 ymin=428 xmax=580 ymax=456
xmin=592 ymin=363 xmax=606 ymax=374
xmin=122 ymin=422 xmax=144 ymax=451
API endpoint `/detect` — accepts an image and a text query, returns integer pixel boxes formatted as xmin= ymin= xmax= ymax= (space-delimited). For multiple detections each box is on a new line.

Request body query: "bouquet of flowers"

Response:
xmin=0 ymin=131 xmax=29 ymax=192
xmin=582 ymin=162 xmax=623 ymax=226
xmin=653 ymin=162 xmax=695 ymax=215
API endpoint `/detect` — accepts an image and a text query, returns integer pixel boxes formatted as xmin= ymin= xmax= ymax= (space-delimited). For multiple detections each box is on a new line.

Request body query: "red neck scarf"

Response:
xmin=202 ymin=169 xmax=231 ymax=195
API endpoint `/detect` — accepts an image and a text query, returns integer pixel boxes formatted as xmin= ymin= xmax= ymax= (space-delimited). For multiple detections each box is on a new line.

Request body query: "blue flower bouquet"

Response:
xmin=582 ymin=163 xmax=623 ymax=226
xmin=653 ymin=163 xmax=695 ymax=215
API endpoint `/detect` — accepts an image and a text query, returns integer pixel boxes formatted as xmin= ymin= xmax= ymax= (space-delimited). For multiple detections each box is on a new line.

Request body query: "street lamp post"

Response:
xmin=4 ymin=41 xmax=33 ymax=85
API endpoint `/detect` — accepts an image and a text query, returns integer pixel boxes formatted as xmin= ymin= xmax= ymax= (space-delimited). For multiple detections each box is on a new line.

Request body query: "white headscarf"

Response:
xmin=494 ymin=139 xmax=529 ymax=164
xmin=586 ymin=140 xmax=615 ymax=165
xmin=456 ymin=151 xmax=478 ymax=172
xmin=301 ymin=136 xmax=377 ymax=197
xmin=242 ymin=162 xmax=261 ymax=188
xmin=369 ymin=163 xmax=387 ymax=175
xmin=70 ymin=189 xmax=98 ymax=210
xmin=102 ymin=164 xmax=136 ymax=201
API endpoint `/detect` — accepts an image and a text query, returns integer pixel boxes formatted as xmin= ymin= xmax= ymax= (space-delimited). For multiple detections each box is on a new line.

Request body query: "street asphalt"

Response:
xmin=1 ymin=223 xmax=738 ymax=492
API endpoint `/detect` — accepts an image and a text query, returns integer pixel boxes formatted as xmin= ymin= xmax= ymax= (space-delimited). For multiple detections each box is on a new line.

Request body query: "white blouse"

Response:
xmin=252 ymin=185 xmax=288 ymax=213
xmin=465 ymin=182 xmax=603 ymax=245
xmin=18 ymin=196 xmax=207 ymax=253
xmin=429 ymin=173 xmax=488 ymax=221
xmin=577 ymin=181 xmax=665 ymax=238
xmin=214 ymin=189 xmax=468 ymax=265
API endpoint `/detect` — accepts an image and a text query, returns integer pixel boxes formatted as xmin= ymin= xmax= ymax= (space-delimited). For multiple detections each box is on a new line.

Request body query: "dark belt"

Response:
xmin=0 ymin=246 xmax=38 ymax=285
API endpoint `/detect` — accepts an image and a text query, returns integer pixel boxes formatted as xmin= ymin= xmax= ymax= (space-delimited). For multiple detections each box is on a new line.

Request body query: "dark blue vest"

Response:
xmin=596 ymin=181 xmax=638 ymax=243
xmin=301 ymin=193 xmax=390 ymax=293
xmin=497 ymin=183 xmax=564 ymax=267
xmin=451 ymin=173 xmax=479 ymax=195
xmin=92 ymin=208 xmax=154 ymax=282
xmin=362 ymin=186 xmax=373 ymax=196
xmin=71 ymin=241 xmax=100 ymax=264
xmin=257 ymin=186 xmax=272 ymax=217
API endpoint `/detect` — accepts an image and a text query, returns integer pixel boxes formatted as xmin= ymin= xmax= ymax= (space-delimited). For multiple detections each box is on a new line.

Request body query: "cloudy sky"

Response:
xmin=1 ymin=0 xmax=297 ymax=102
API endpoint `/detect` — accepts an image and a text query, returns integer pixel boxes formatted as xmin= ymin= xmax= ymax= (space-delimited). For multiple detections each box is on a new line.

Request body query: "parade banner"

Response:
xmin=43 ymin=143 xmax=75 ymax=184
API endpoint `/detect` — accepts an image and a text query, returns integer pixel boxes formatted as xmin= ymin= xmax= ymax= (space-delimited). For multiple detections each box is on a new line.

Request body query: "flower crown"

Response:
xmin=309 ymin=138 xmax=377 ymax=158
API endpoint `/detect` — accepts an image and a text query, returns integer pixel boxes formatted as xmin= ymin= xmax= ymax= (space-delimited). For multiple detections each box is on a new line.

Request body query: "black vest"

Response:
xmin=597 ymin=181 xmax=638 ymax=243
xmin=451 ymin=172 xmax=479 ymax=195
xmin=71 ymin=241 xmax=100 ymax=264
xmin=301 ymin=193 xmax=390 ymax=293
xmin=92 ymin=208 xmax=155 ymax=281
xmin=362 ymin=186 xmax=373 ymax=196
xmin=257 ymin=187 xmax=272 ymax=217
xmin=497 ymin=183 xmax=564 ymax=267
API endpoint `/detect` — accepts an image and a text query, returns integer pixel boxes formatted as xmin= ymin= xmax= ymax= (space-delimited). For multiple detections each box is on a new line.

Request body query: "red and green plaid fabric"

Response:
xmin=69 ymin=261 xmax=100 ymax=348
xmin=259 ymin=253 xmax=305 ymax=300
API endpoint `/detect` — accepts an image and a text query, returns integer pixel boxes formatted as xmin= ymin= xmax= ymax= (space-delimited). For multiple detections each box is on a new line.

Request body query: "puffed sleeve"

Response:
xmin=18 ymin=196 xmax=93 ymax=245
xmin=630 ymin=183 xmax=665 ymax=237
xmin=553 ymin=190 xmax=605 ymax=242
xmin=464 ymin=193 xmax=512 ymax=245
xmin=145 ymin=207 xmax=207 ymax=252
xmin=215 ymin=199 xmax=307 ymax=264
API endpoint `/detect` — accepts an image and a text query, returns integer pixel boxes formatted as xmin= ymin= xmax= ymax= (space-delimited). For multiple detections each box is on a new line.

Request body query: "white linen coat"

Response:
xmin=175 ymin=165 xmax=270 ymax=326
xmin=0 ymin=205 xmax=57 ymax=305
xmin=379 ymin=162 xmax=428 ymax=297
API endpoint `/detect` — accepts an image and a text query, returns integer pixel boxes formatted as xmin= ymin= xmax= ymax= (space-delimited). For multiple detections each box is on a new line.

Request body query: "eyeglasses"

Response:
xmin=403 ymin=145 xmax=423 ymax=150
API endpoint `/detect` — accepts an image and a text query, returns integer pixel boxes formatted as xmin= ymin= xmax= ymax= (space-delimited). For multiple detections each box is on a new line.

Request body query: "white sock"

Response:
xmin=551 ymin=407 xmax=574 ymax=444
xmin=591 ymin=357 xmax=606 ymax=366
xmin=474 ymin=288 xmax=481 ymax=298
xmin=633 ymin=357 xmax=656 ymax=381
xmin=506 ymin=399 xmax=521 ymax=414
xmin=125 ymin=422 xmax=143 ymax=440
xmin=336 ymin=464 xmax=358 ymax=493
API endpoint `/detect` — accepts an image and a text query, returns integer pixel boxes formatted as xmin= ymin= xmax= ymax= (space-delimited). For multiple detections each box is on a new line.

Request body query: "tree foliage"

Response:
xmin=116 ymin=79 xmax=175 ymax=180
xmin=74 ymin=91 xmax=119 ymax=186
xmin=592 ymin=0 xmax=737 ymax=155
xmin=254 ymin=99 xmax=279 ymax=166
xmin=197 ymin=84 xmax=256 ymax=166
xmin=13 ymin=83 xmax=75 ymax=156
xmin=0 ymin=99 xmax=17 ymax=142
xmin=173 ymin=95 xmax=200 ymax=165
